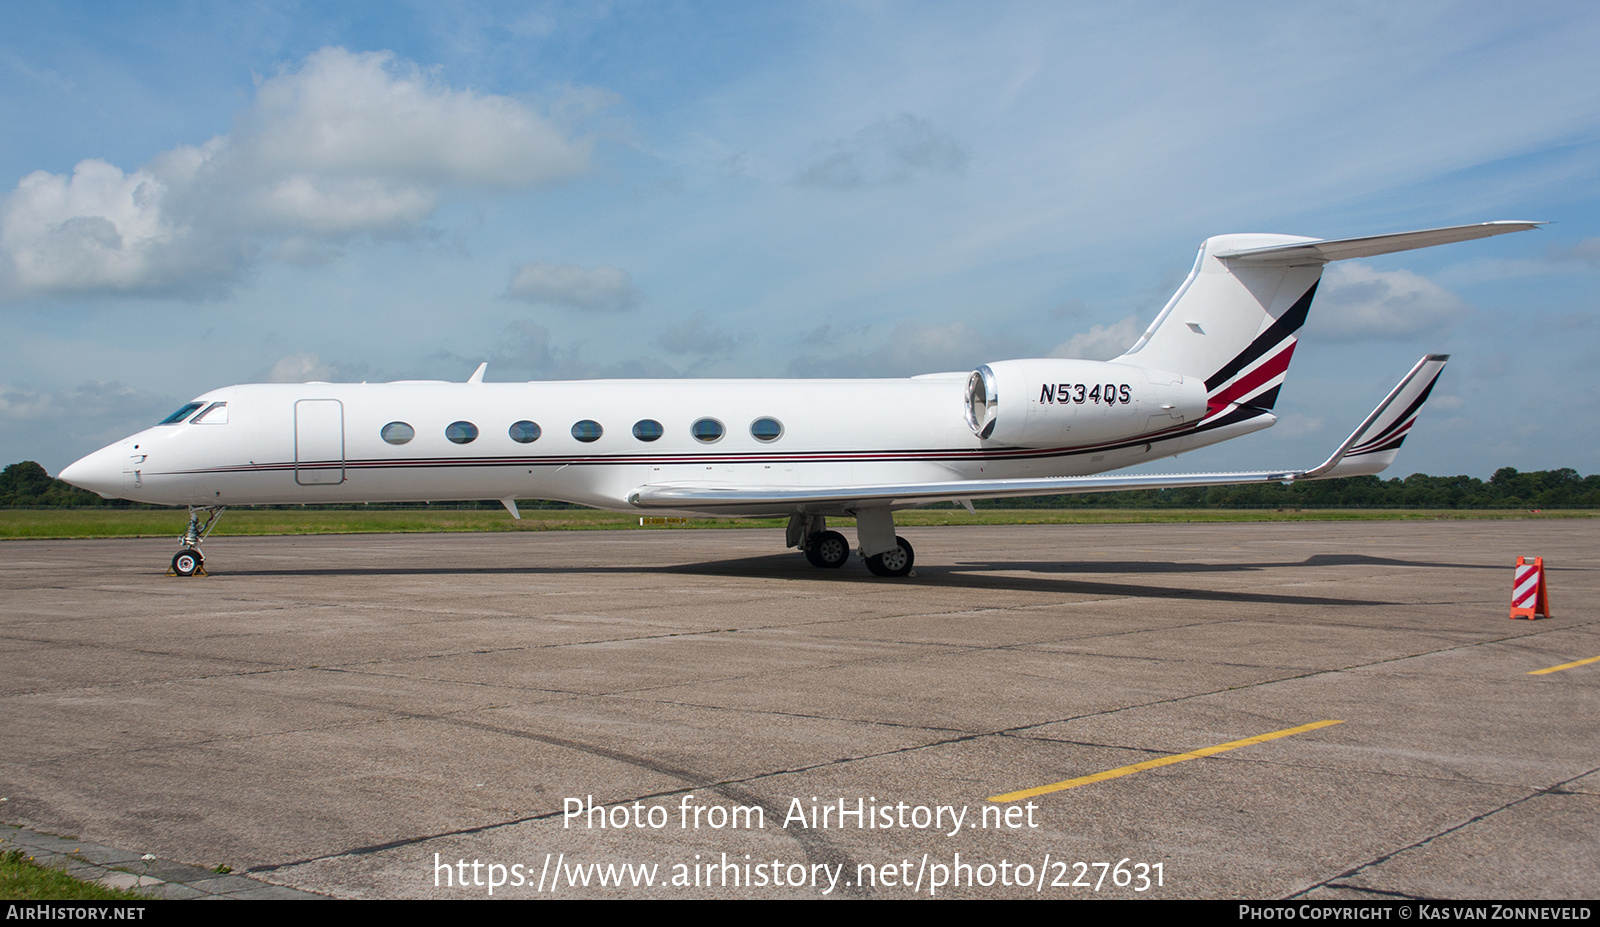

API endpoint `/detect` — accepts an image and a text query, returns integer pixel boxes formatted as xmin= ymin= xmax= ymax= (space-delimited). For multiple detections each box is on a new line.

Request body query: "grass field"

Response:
xmin=0 ymin=506 xmax=1590 ymax=540
xmin=0 ymin=850 xmax=147 ymax=901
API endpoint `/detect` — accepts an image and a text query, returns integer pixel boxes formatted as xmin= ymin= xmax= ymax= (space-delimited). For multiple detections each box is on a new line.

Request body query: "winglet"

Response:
xmin=468 ymin=362 xmax=489 ymax=384
xmin=1302 ymin=354 xmax=1449 ymax=480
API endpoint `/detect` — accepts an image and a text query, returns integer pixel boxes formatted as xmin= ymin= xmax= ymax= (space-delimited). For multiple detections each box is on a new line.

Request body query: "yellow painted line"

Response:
xmin=988 ymin=719 xmax=1344 ymax=803
xmin=1528 ymin=654 xmax=1600 ymax=676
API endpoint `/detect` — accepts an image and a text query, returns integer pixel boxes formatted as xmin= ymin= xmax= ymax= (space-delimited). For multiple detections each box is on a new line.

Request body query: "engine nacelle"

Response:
xmin=964 ymin=358 xmax=1207 ymax=448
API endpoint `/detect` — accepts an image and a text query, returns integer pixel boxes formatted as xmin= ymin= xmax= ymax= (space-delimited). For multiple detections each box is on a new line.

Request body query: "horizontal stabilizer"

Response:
xmin=629 ymin=356 xmax=1449 ymax=513
xmin=1214 ymin=221 xmax=1544 ymax=265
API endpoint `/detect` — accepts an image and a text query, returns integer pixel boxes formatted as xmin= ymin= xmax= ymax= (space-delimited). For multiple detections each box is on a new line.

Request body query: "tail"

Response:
xmin=1115 ymin=221 xmax=1542 ymax=418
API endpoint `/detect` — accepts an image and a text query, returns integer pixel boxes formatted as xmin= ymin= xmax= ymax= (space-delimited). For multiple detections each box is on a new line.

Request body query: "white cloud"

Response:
xmin=476 ymin=320 xmax=680 ymax=380
xmin=505 ymin=261 xmax=639 ymax=311
xmin=1558 ymin=238 xmax=1600 ymax=264
xmin=265 ymin=353 xmax=341 ymax=383
xmin=0 ymin=152 xmax=236 ymax=296
xmin=799 ymin=321 xmax=870 ymax=346
xmin=0 ymin=47 xmax=597 ymax=299
xmin=1308 ymin=263 xmax=1471 ymax=341
xmin=1271 ymin=412 xmax=1326 ymax=439
xmin=797 ymin=114 xmax=968 ymax=189
xmin=657 ymin=312 xmax=748 ymax=355
xmin=489 ymin=320 xmax=560 ymax=372
xmin=238 ymin=48 xmax=590 ymax=187
xmin=1048 ymin=314 xmax=1143 ymax=361
xmin=1 ymin=161 xmax=167 ymax=293
xmin=0 ymin=383 xmax=75 ymax=421
xmin=786 ymin=320 xmax=995 ymax=377
xmin=0 ymin=380 xmax=174 ymax=467
xmin=250 ymin=176 xmax=436 ymax=235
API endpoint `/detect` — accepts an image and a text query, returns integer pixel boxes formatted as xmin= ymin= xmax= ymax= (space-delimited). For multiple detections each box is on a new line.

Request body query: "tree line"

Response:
xmin=971 ymin=467 xmax=1600 ymax=509
xmin=3 ymin=459 xmax=1597 ymax=510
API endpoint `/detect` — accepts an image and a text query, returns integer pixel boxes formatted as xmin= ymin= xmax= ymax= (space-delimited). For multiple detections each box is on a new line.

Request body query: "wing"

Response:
xmin=628 ymin=355 xmax=1449 ymax=513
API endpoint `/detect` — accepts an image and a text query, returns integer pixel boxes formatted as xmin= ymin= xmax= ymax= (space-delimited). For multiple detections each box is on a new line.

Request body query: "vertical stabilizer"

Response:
xmin=1115 ymin=222 xmax=1542 ymax=416
xmin=1117 ymin=234 xmax=1323 ymax=414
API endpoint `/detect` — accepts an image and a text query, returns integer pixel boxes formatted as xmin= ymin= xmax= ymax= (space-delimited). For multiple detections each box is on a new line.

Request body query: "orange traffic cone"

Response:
xmin=1510 ymin=556 xmax=1551 ymax=620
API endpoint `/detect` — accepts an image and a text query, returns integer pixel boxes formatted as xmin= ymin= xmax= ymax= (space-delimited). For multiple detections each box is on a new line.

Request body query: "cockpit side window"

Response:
xmin=190 ymin=402 xmax=228 ymax=424
xmin=159 ymin=402 xmax=206 ymax=425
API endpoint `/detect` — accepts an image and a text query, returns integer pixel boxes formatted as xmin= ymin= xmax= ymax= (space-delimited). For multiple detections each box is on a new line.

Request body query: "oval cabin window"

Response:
xmin=690 ymin=418 xmax=725 ymax=443
xmin=750 ymin=417 xmax=783 ymax=442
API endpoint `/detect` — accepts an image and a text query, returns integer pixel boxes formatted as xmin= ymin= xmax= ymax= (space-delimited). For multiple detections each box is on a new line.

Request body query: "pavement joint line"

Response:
xmin=739 ymin=613 xmax=1572 ymax=706
xmin=800 ymin=615 xmax=1256 ymax=650
xmin=9 ymin=606 xmax=1580 ymax=777
xmin=4 ymin=667 xmax=298 ymax=700
xmin=1318 ymin=883 xmax=1429 ymax=901
xmin=1 ymin=823 xmax=324 ymax=899
xmin=1528 ymin=654 xmax=1600 ymax=675
xmin=992 ymin=619 xmax=1600 ymax=740
xmin=3 ymin=712 xmax=447 ymax=769
xmin=28 ymin=602 xmax=1566 ymax=704
xmin=10 ymin=530 xmax=1595 ymax=897
xmin=328 ymin=665 xmax=590 ymax=697
xmin=374 ymin=703 xmax=1312 ymax=851
xmin=611 ymin=692 xmax=980 ymax=734
xmin=987 ymin=720 xmax=1345 ymax=802
xmin=1287 ymin=762 xmax=1600 ymax=900
xmin=381 ymin=620 xmax=1281 ymax=703
xmin=1009 ymin=742 xmax=1574 ymax=795
xmin=337 ymin=643 xmax=992 ymax=702
xmin=465 ymin=610 xmax=1587 ymax=744
xmin=260 ymin=673 xmax=1552 ymax=876
xmin=247 ymin=713 xmax=884 ymax=893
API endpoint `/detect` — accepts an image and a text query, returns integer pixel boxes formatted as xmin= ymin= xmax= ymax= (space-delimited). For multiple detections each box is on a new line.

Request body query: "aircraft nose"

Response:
xmin=59 ymin=447 xmax=123 ymax=498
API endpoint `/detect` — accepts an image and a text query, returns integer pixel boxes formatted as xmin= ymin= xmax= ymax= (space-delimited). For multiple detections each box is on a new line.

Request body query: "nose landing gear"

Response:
xmin=171 ymin=548 xmax=204 ymax=577
xmin=168 ymin=505 xmax=226 ymax=577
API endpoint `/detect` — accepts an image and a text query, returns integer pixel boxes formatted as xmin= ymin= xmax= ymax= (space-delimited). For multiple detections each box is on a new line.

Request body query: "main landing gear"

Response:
xmin=788 ymin=510 xmax=915 ymax=578
xmin=169 ymin=505 xmax=226 ymax=577
xmin=804 ymin=530 xmax=850 ymax=569
xmin=864 ymin=536 xmax=915 ymax=578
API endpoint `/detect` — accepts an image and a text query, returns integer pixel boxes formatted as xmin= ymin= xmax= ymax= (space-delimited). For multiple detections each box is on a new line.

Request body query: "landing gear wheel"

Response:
xmin=865 ymin=536 xmax=914 ymax=578
xmin=171 ymin=549 xmax=203 ymax=577
xmin=805 ymin=530 xmax=850 ymax=569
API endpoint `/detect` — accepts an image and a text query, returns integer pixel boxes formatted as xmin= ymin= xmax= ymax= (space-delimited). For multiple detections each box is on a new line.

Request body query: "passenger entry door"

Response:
xmin=294 ymin=399 xmax=345 ymax=485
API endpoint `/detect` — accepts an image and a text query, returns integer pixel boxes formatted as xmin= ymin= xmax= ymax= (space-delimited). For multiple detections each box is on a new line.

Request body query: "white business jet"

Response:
xmin=61 ymin=221 xmax=1539 ymax=577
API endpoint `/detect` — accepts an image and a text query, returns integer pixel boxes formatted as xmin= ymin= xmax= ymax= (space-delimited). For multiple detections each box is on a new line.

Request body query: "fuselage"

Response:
xmin=50 ymin=221 xmax=1533 ymax=580
xmin=59 ymin=368 xmax=1263 ymax=517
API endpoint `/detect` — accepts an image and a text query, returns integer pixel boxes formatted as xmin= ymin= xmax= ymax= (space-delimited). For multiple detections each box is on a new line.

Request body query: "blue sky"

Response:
xmin=3 ymin=2 xmax=1597 ymax=479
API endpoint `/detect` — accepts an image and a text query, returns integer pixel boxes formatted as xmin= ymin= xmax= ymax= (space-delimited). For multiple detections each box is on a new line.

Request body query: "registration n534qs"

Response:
xmin=61 ymin=221 xmax=1540 ymax=577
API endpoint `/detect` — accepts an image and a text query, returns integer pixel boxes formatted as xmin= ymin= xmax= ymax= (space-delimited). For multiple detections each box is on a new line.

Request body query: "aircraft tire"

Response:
xmin=171 ymin=550 xmax=203 ymax=577
xmin=865 ymin=536 xmax=914 ymax=577
xmin=806 ymin=530 xmax=850 ymax=569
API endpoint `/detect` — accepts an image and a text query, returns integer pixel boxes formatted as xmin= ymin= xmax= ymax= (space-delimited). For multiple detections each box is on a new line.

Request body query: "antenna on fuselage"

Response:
xmin=467 ymin=362 xmax=488 ymax=384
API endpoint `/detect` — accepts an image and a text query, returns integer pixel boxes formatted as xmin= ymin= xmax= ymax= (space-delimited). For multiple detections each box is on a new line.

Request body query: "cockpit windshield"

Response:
xmin=158 ymin=402 xmax=206 ymax=425
xmin=190 ymin=402 xmax=228 ymax=424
